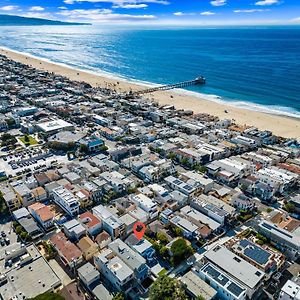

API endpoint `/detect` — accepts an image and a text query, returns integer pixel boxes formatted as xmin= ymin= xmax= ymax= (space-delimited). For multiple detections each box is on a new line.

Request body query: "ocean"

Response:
xmin=0 ymin=25 xmax=299 ymax=118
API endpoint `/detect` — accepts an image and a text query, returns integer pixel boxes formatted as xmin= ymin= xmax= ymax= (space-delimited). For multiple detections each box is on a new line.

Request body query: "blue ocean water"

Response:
xmin=0 ymin=25 xmax=299 ymax=117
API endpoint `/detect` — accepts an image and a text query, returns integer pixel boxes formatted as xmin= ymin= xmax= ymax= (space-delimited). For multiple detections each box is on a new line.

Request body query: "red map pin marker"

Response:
xmin=133 ymin=221 xmax=146 ymax=240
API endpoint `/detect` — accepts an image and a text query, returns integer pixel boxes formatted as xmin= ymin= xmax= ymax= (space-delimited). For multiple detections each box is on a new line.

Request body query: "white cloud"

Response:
xmin=210 ymin=0 xmax=226 ymax=7
xmin=57 ymin=8 xmax=156 ymax=22
xmin=234 ymin=9 xmax=270 ymax=13
xmin=64 ymin=0 xmax=169 ymax=4
xmin=255 ymin=0 xmax=280 ymax=6
xmin=290 ymin=17 xmax=300 ymax=23
xmin=58 ymin=6 xmax=68 ymax=10
xmin=29 ymin=6 xmax=45 ymax=11
xmin=201 ymin=11 xmax=215 ymax=15
xmin=0 ymin=5 xmax=19 ymax=11
xmin=112 ymin=4 xmax=148 ymax=9
xmin=173 ymin=12 xmax=196 ymax=16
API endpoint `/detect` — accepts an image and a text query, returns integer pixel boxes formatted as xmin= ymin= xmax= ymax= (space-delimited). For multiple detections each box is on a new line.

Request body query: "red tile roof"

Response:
xmin=29 ymin=202 xmax=54 ymax=222
xmin=50 ymin=232 xmax=82 ymax=263
xmin=79 ymin=211 xmax=101 ymax=229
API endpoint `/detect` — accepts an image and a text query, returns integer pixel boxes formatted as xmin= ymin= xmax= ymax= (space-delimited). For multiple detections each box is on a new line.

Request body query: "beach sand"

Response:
xmin=1 ymin=47 xmax=299 ymax=140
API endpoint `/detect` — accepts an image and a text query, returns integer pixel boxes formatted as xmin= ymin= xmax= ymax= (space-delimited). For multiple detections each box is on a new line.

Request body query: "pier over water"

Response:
xmin=127 ymin=76 xmax=206 ymax=97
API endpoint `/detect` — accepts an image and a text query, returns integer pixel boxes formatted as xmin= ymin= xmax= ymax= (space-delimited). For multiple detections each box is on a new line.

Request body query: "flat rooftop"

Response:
xmin=180 ymin=270 xmax=217 ymax=300
xmin=0 ymin=245 xmax=61 ymax=300
xmin=37 ymin=119 xmax=73 ymax=132
xmin=200 ymin=263 xmax=246 ymax=299
xmin=204 ymin=245 xmax=265 ymax=289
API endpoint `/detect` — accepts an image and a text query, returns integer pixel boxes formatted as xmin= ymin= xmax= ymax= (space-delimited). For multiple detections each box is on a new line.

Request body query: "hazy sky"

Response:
xmin=0 ymin=0 xmax=299 ymax=25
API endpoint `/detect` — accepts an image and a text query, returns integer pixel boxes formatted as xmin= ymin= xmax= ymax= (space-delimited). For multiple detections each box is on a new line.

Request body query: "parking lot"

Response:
xmin=0 ymin=146 xmax=70 ymax=177
xmin=0 ymin=220 xmax=21 ymax=272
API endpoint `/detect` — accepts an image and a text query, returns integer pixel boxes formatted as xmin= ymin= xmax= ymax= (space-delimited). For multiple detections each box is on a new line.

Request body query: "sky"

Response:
xmin=0 ymin=0 xmax=299 ymax=25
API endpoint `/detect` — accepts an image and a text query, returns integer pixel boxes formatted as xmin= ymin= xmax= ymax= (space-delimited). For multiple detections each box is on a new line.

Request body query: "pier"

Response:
xmin=126 ymin=76 xmax=206 ymax=98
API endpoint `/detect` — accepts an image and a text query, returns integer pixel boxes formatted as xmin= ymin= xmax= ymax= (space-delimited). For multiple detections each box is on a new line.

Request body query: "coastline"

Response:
xmin=1 ymin=47 xmax=299 ymax=140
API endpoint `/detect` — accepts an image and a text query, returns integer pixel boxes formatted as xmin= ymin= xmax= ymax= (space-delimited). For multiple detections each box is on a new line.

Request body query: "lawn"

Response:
xmin=19 ymin=135 xmax=38 ymax=145
xmin=158 ymin=268 xmax=167 ymax=277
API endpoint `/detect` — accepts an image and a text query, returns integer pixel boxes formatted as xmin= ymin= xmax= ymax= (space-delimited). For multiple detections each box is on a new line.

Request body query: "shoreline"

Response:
xmin=1 ymin=47 xmax=299 ymax=140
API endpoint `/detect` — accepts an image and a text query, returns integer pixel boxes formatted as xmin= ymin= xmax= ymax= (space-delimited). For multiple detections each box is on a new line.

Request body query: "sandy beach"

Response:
xmin=1 ymin=47 xmax=299 ymax=140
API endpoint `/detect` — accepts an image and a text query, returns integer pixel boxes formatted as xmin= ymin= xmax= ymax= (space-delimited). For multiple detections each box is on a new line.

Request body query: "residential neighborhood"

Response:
xmin=0 ymin=53 xmax=299 ymax=300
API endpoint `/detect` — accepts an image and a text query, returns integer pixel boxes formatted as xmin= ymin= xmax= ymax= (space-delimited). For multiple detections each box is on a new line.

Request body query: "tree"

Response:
xmin=170 ymin=238 xmax=193 ymax=266
xmin=167 ymin=152 xmax=176 ymax=160
xmin=159 ymin=246 xmax=169 ymax=258
xmin=1 ymin=133 xmax=17 ymax=147
xmin=79 ymin=144 xmax=88 ymax=154
xmin=112 ymin=292 xmax=125 ymax=300
xmin=5 ymin=118 xmax=16 ymax=128
xmin=174 ymin=227 xmax=183 ymax=237
xmin=180 ymin=158 xmax=189 ymax=166
xmin=24 ymin=135 xmax=30 ymax=143
xmin=149 ymin=275 xmax=187 ymax=300
xmin=0 ymin=191 xmax=8 ymax=214
xmin=157 ymin=232 xmax=168 ymax=244
xmin=285 ymin=202 xmax=295 ymax=213
xmin=99 ymin=145 xmax=108 ymax=152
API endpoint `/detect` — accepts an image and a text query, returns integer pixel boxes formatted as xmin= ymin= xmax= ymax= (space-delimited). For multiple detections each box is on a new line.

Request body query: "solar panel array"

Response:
xmin=240 ymin=239 xmax=271 ymax=265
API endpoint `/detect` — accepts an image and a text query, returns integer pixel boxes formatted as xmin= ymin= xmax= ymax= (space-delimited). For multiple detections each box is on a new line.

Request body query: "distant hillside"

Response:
xmin=0 ymin=14 xmax=90 ymax=26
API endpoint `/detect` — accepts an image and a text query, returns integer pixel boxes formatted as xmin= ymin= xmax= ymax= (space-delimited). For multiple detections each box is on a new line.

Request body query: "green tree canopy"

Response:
xmin=170 ymin=238 xmax=193 ymax=266
xmin=149 ymin=275 xmax=187 ymax=300
xmin=112 ymin=292 xmax=125 ymax=300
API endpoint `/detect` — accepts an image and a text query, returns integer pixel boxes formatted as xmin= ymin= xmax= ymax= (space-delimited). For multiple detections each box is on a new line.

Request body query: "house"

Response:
xmin=279 ymin=280 xmax=300 ymax=300
xmin=195 ymin=263 xmax=246 ymax=300
xmin=31 ymin=187 xmax=47 ymax=202
xmin=95 ymin=231 xmax=112 ymax=249
xmin=131 ymin=193 xmax=158 ymax=219
xmin=109 ymin=238 xmax=149 ymax=282
xmin=181 ymin=171 xmax=214 ymax=193
xmin=125 ymin=234 xmax=155 ymax=263
xmin=12 ymin=207 xmax=43 ymax=238
xmin=78 ymin=262 xmax=100 ymax=288
xmin=230 ymin=238 xmax=285 ymax=273
xmin=202 ymin=245 xmax=265 ymax=298
xmin=231 ymin=193 xmax=255 ymax=211
xmin=79 ymin=136 xmax=104 ymax=152
xmin=159 ymin=208 xmax=173 ymax=225
xmin=119 ymin=213 xmax=137 ymax=235
xmin=165 ymin=176 xmax=198 ymax=198
xmin=52 ymin=186 xmax=80 ymax=217
xmin=180 ymin=270 xmax=217 ymax=300
xmin=77 ymin=236 xmax=99 ymax=260
xmin=94 ymin=249 xmax=134 ymax=292
xmin=170 ymin=215 xmax=199 ymax=240
xmin=13 ymin=183 xmax=34 ymax=207
xmin=79 ymin=211 xmax=102 ymax=236
xmin=93 ymin=205 xmax=125 ymax=239
xmin=63 ymin=219 xmax=86 ymax=241
xmin=28 ymin=202 xmax=55 ymax=230
xmin=128 ymin=207 xmax=149 ymax=224
xmin=181 ymin=206 xmax=222 ymax=234
xmin=50 ymin=232 xmax=83 ymax=268
xmin=258 ymin=221 xmax=300 ymax=259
